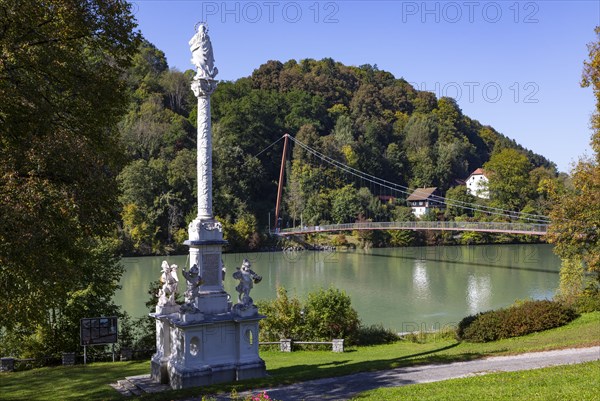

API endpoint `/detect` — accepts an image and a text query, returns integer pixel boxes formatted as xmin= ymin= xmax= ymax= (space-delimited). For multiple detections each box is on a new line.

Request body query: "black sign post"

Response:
xmin=80 ymin=317 xmax=118 ymax=365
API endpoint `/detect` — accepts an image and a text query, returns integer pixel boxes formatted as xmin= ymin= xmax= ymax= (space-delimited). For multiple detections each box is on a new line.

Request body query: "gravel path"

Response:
xmin=202 ymin=346 xmax=600 ymax=401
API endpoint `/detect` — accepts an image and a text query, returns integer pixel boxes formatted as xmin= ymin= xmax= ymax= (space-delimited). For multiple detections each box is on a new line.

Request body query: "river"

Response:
xmin=115 ymin=244 xmax=561 ymax=332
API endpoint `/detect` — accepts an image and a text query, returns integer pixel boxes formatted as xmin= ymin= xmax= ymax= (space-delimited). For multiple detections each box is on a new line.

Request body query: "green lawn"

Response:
xmin=352 ymin=361 xmax=600 ymax=401
xmin=1 ymin=312 xmax=598 ymax=401
xmin=0 ymin=360 xmax=147 ymax=401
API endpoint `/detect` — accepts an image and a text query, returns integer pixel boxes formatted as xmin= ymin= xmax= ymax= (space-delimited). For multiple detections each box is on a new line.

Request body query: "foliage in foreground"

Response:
xmin=573 ymin=285 xmax=600 ymax=313
xmin=457 ymin=300 xmax=577 ymax=342
xmin=547 ymin=26 xmax=600 ymax=308
xmin=226 ymin=389 xmax=278 ymax=401
xmin=354 ymin=324 xmax=401 ymax=346
xmin=0 ymin=0 xmax=139 ymax=359
xmin=256 ymin=286 xmax=361 ymax=344
xmin=352 ymin=361 xmax=600 ymax=401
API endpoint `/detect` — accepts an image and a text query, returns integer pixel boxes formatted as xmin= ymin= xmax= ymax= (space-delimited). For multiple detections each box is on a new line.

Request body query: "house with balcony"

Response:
xmin=406 ymin=187 xmax=445 ymax=218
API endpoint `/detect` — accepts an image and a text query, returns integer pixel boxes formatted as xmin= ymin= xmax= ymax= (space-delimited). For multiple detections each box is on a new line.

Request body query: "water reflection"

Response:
xmin=466 ymin=274 xmax=492 ymax=314
xmin=412 ymin=260 xmax=430 ymax=300
xmin=115 ymin=244 xmax=561 ymax=331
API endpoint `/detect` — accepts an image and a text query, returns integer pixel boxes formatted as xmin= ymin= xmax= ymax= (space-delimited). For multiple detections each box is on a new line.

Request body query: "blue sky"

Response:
xmin=132 ymin=1 xmax=599 ymax=172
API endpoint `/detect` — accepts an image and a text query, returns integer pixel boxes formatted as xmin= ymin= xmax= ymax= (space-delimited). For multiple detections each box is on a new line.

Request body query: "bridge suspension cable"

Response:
xmin=253 ymin=135 xmax=286 ymax=158
xmin=285 ymin=135 xmax=551 ymax=224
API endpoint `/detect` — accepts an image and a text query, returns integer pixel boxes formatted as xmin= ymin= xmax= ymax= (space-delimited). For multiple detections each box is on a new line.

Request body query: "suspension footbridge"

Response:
xmin=267 ymin=134 xmax=550 ymax=237
xmin=276 ymin=221 xmax=548 ymax=236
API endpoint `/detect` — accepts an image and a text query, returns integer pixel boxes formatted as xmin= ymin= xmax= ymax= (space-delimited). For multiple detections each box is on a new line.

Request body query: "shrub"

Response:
xmin=256 ymin=287 xmax=303 ymax=342
xmin=257 ymin=286 xmax=362 ymax=344
xmin=456 ymin=314 xmax=478 ymax=340
xmin=255 ymin=286 xmax=386 ymax=346
xmin=331 ymin=234 xmax=349 ymax=247
xmin=574 ymin=285 xmax=600 ymax=313
xmin=355 ymin=324 xmax=400 ymax=346
xmin=402 ymin=325 xmax=457 ymax=343
xmin=458 ymin=300 xmax=577 ymax=342
xmin=303 ymin=287 xmax=361 ymax=344
xmin=461 ymin=310 xmax=506 ymax=342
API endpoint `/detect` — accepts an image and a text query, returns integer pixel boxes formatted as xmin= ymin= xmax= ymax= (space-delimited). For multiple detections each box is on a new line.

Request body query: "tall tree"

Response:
xmin=547 ymin=27 xmax=600 ymax=294
xmin=484 ymin=148 xmax=533 ymax=211
xmin=0 ymin=0 xmax=138 ymax=340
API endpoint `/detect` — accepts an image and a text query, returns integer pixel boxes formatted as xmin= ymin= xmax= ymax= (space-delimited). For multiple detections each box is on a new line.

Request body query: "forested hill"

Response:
xmin=117 ymin=40 xmax=556 ymax=254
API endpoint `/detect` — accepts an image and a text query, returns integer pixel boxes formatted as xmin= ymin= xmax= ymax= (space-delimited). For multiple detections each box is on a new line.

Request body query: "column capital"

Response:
xmin=191 ymin=78 xmax=218 ymax=97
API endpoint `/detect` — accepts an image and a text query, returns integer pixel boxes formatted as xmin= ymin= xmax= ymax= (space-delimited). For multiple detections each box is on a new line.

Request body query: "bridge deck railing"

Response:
xmin=273 ymin=221 xmax=548 ymax=236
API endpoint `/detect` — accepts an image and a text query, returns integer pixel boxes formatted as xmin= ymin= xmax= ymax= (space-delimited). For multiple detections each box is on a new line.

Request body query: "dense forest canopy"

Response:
xmin=117 ymin=40 xmax=558 ymax=254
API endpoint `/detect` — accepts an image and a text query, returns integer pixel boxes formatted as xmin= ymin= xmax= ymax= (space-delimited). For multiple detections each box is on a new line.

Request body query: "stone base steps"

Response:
xmin=109 ymin=374 xmax=170 ymax=397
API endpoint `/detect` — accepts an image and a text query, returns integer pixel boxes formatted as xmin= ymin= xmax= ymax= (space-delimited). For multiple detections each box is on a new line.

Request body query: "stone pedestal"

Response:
xmin=280 ymin=339 xmax=292 ymax=353
xmin=332 ymin=339 xmax=345 ymax=353
xmin=163 ymin=314 xmax=265 ymax=389
xmin=185 ymin=218 xmax=229 ymax=315
xmin=1 ymin=358 xmax=15 ymax=372
xmin=151 ymin=305 xmax=179 ymax=384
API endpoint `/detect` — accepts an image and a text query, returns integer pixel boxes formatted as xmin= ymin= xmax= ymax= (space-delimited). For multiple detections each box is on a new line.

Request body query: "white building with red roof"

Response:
xmin=466 ymin=168 xmax=489 ymax=199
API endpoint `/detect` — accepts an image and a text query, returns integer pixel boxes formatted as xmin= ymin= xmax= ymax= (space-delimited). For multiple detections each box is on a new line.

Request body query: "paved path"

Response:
xmin=201 ymin=346 xmax=600 ymax=401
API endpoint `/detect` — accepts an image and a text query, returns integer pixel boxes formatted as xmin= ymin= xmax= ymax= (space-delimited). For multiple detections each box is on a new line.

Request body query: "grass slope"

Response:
xmin=352 ymin=361 xmax=600 ymax=401
xmin=0 ymin=312 xmax=598 ymax=401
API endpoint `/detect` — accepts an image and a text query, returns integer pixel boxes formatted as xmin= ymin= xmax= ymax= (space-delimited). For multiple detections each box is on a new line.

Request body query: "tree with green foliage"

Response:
xmin=0 ymin=0 xmax=139 ymax=356
xmin=331 ymin=185 xmax=362 ymax=223
xmin=303 ymin=192 xmax=332 ymax=226
xmin=548 ymin=27 xmax=600 ymax=301
xmin=256 ymin=287 xmax=304 ymax=341
xmin=388 ymin=206 xmax=416 ymax=246
xmin=484 ymin=148 xmax=534 ymax=212
xmin=117 ymin=159 xmax=170 ymax=253
xmin=114 ymin=41 xmax=557 ymax=252
xmin=445 ymin=185 xmax=477 ymax=219
xmin=303 ymin=287 xmax=361 ymax=342
xmin=404 ymin=114 xmax=438 ymax=187
xmin=127 ymin=39 xmax=168 ymax=94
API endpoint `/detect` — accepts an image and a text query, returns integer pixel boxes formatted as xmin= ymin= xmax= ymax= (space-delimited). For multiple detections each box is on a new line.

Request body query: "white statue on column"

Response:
xmin=182 ymin=264 xmax=202 ymax=303
xmin=157 ymin=261 xmax=179 ymax=307
xmin=232 ymin=259 xmax=262 ymax=313
xmin=189 ymin=23 xmax=218 ymax=79
xmin=151 ymin=23 xmax=266 ymax=389
xmin=188 ymin=23 xmax=218 ymax=223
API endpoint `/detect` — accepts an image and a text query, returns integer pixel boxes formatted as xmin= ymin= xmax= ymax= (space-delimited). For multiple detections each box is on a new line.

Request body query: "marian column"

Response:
xmin=185 ymin=24 xmax=228 ymax=314
xmin=151 ymin=24 xmax=265 ymax=389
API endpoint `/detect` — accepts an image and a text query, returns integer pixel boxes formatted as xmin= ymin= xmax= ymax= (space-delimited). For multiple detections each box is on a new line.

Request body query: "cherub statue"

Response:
xmin=189 ymin=23 xmax=218 ymax=79
xmin=157 ymin=261 xmax=178 ymax=306
xmin=181 ymin=264 xmax=202 ymax=303
xmin=232 ymin=259 xmax=262 ymax=307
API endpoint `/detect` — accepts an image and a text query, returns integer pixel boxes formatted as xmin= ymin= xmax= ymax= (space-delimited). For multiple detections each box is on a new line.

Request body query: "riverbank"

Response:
xmin=119 ymin=229 xmax=547 ymax=258
xmin=1 ymin=312 xmax=598 ymax=401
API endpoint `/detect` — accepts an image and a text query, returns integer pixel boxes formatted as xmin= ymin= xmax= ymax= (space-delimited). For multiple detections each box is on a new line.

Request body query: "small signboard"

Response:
xmin=80 ymin=317 xmax=118 ymax=346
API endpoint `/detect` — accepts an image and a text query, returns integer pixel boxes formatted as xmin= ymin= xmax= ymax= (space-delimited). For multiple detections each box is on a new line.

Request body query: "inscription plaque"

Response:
xmin=202 ymin=253 xmax=220 ymax=286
